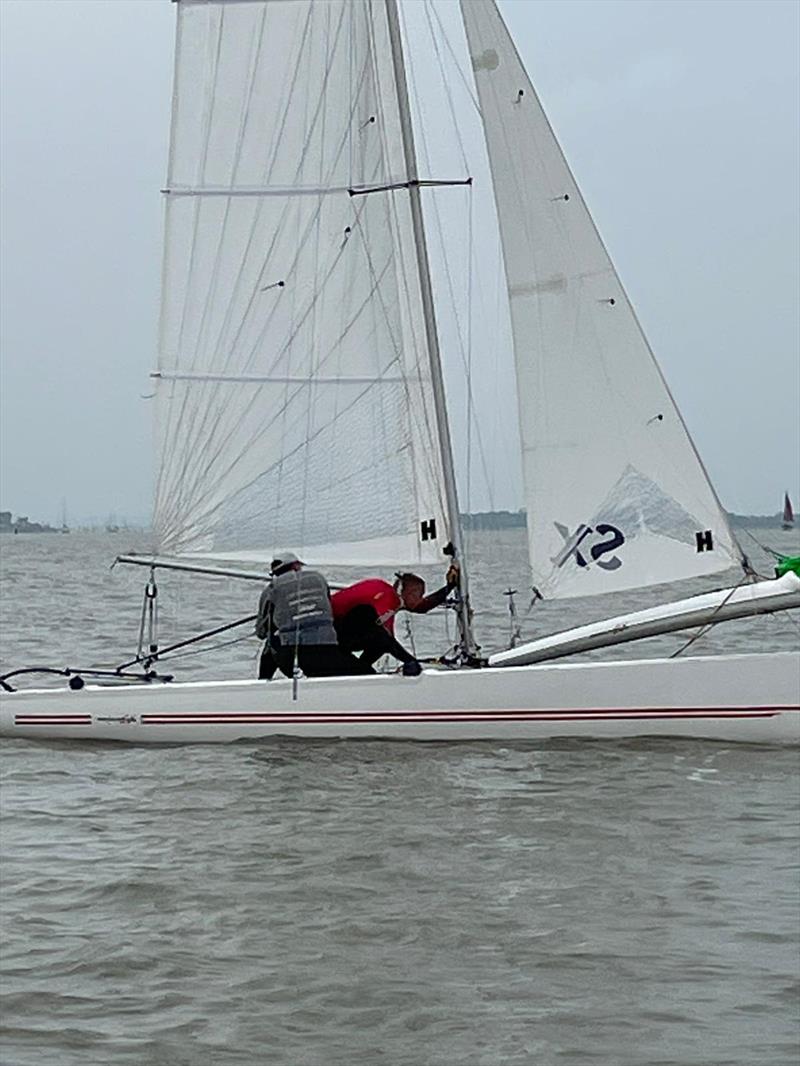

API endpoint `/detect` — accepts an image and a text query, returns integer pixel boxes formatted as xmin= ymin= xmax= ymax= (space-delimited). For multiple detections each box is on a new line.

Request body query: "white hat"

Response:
xmin=270 ymin=551 xmax=303 ymax=574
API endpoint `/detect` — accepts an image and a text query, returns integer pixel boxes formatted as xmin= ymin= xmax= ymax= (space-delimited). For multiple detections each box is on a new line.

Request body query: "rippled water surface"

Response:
xmin=1 ymin=530 xmax=799 ymax=1064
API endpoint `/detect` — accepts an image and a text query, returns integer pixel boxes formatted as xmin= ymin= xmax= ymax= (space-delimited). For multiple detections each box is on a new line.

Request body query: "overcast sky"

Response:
xmin=1 ymin=0 xmax=798 ymax=525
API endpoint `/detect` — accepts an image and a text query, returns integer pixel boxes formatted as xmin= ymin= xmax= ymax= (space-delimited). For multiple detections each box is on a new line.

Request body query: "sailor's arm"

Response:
xmin=408 ymin=561 xmax=460 ymax=614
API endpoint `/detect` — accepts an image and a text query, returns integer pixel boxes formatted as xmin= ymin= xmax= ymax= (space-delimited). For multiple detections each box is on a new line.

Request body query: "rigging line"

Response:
xmin=428 ymin=174 xmax=494 ymax=507
xmin=150 ymin=631 xmax=254 ymax=665
xmin=184 ymin=372 xmax=404 ymax=540
xmin=356 ymin=199 xmax=441 ymax=522
xmin=165 ymin=197 xmax=385 ymax=540
xmin=165 ymin=46 xmax=374 ymax=516
xmin=427 ymin=0 xmax=481 ymax=117
xmin=369 ymin=5 xmax=448 ymax=532
xmin=406 ymin=77 xmax=493 ymax=508
xmin=362 ymin=0 xmax=429 ymax=511
xmin=167 ymin=47 xmax=381 ymax=531
xmin=230 ymin=80 xmax=376 ymax=387
xmin=159 ymin=132 xmax=371 ymax=541
xmin=422 ymin=0 xmax=469 ymax=173
xmin=224 ymin=5 xmax=356 ymax=369
xmin=174 ymin=239 xmax=400 ymax=539
xmin=354 ymin=219 xmax=423 ymax=525
xmin=418 ymin=4 xmax=493 ymax=510
xmin=417 ymin=1 xmax=475 ymax=505
xmin=669 ymin=573 xmax=751 ymax=658
xmin=359 ymin=5 xmax=426 ymax=505
xmin=161 ymin=5 xmax=350 ymax=533
xmin=117 ymin=614 xmax=258 ymax=671
xmin=739 ymin=526 xmax=787 ymax=561
xmin=187 ymin=5 xmax=269 ymax=376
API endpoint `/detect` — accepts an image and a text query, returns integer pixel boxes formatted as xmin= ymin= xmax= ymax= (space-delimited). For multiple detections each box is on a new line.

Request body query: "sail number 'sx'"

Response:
xmin=552 ymin=522 xmax=625 ymax=571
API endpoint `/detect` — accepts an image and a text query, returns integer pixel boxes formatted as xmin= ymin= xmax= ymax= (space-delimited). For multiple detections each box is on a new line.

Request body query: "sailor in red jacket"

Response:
xmin=331 ymin=564 xmax=459 ymax=675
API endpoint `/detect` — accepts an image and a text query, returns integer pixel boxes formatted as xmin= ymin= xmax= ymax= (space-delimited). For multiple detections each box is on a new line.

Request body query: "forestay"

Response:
xmin=461 ymin=0 xmax=742 ymax=599
xmin=153 ymin=0 xmax=452 ymax=568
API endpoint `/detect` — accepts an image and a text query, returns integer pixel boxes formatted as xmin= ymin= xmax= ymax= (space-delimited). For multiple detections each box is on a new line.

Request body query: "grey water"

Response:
xmin=1 ymin=529 xmax=798 ymax=1065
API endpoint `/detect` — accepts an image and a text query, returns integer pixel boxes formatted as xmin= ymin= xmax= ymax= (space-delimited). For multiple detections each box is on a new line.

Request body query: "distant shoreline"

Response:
xmin=462 ymin=510 xmax=792 ymax=531
xmin=0 ymin=510 xmax=792 ymax=535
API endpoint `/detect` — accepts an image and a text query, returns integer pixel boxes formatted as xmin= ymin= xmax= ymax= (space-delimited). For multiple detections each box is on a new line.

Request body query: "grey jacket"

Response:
xmin=256 ymin=568 xmax=337 ymax=646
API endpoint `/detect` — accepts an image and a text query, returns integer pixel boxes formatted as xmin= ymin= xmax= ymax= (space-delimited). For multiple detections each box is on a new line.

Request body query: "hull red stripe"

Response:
xmin=14 ymin=716 xmax=92 ymax=725
xmin=137 ymin=709 xmax=791 ymax=726
xmin=138 ymin=704 xmax=797 ymax=722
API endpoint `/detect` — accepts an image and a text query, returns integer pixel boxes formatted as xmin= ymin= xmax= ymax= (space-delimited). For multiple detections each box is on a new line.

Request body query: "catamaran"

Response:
xmin=1 ymin=0 xmax=798 ymax=743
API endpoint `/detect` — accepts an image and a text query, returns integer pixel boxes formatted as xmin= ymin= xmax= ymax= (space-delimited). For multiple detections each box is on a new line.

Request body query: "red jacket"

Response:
xmin=331 ymin=579 xmax=401 ymax=634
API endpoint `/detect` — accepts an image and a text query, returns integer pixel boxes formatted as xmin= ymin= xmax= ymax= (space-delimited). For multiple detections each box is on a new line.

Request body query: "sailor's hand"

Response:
xmin=401 ymin=659 xmax=423 ymax=677
xmin=445 ymin=560 xmax=460 ymax=587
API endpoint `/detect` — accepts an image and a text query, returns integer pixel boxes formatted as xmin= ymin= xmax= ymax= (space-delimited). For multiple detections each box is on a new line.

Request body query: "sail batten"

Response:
xmin=461 ymin=0 xmax=741 ymax=599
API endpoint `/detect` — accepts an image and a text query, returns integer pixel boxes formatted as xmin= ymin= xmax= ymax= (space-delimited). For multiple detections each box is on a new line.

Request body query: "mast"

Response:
xmin=384 ymin=0 xmax=475 ymax=656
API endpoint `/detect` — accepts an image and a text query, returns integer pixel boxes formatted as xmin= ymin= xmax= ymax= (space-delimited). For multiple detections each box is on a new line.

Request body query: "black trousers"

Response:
xmin=335 ymin=605 xmax=414 ymax=669
xmin=258 ymin=646 xmax=279 ymax=680
xmin=273 ymin=644 xmax=367 ymax=679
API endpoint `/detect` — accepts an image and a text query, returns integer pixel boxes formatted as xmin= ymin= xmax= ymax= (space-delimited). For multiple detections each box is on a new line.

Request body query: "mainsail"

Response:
xmin=153 ymin=0 xmax=459 ymax=568
xmin=461 ymin=0 xmax=743 ymax=599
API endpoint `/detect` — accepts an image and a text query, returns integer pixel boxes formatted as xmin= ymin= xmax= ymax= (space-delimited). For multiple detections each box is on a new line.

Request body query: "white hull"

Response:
xmin=1 ymin=652 xmax=798 ymax=744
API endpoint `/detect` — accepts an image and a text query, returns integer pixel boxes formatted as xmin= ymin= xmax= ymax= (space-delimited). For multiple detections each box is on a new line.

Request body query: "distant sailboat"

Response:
xmin=782 ymin=493 xmax=794 ymax=530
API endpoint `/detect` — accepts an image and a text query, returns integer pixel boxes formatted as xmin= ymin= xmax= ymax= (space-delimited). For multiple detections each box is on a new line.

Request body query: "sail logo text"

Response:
xmin=553 ymin=522 xmax=625 ymax=571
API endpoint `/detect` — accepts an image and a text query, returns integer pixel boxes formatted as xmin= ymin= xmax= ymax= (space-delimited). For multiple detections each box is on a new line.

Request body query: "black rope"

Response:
xmin=154 ymin=631 xmax=254 ymax=664
xmin=116 ymin=613 xmax=258 ymax=671
xmin=738 ymin=527 xmax=793 ymax=568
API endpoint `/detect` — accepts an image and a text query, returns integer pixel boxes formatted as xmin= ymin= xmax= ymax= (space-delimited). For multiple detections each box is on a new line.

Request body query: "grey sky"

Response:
xmin=1 ymin=0 xmax=797 ymax=526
